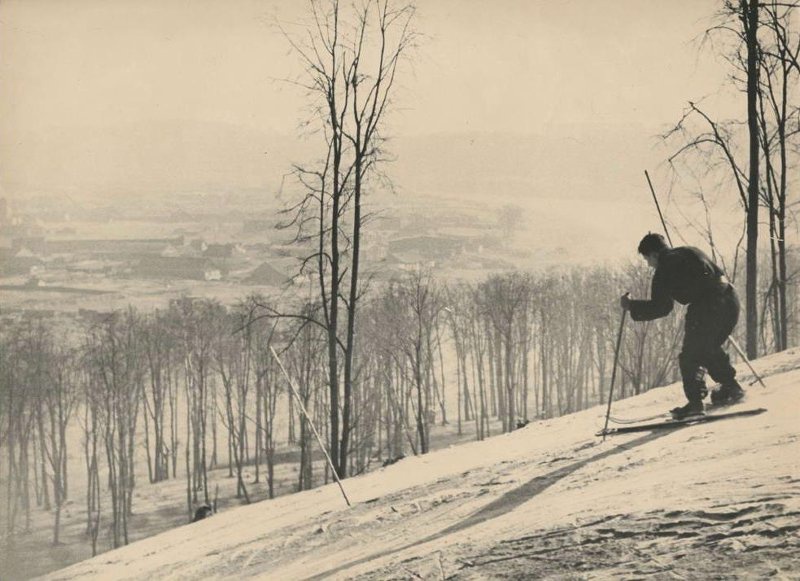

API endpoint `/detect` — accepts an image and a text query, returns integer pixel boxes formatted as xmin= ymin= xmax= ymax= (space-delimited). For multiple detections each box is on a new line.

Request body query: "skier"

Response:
xmin=620 ymin=233 xmax=745 ymax=419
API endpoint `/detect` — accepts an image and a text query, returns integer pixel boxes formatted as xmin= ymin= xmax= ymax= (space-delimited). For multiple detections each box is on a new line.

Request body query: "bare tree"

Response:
xmin=478 ymin=273 xmax=533 ymax=431
xmin=756 ymin=1 xmax=800 ymax=351
xmin=141 ymin=310 xmax=176 ymax=484
xmin=215 ymin=309 xmax=253 ymax=503
xmin=743 ymin=0 xmax=763 ymax=359
xmin=42 ymin=345 xmax=78 ymax=545
xmin=664 ymin=0 xmax=800 ymax=357
xmin=374 ymin=269 xmax=442 ymax=454
xmin=444 ymin=284 xmax=475 ymax=435
xmin=1 ymin=322 xmax=37 ymax=535
xmin=283 ymin=304 xmax=325 ymax=491
xmin=171 ymin=297 xmax=222 ymax=519
xmin=80 ymin=359 xmax=103 ymax=556
xmin=83 ymin=309 xmax=144 ymax=548
xmin=250 ymin=309 xmax=283 ymax=499
xmin=279 ymin=0 xmax=417 ymax=477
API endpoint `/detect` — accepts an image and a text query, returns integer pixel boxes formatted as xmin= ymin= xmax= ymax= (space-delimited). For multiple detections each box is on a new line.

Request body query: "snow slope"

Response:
xmin=43 ymin=351 xmax=800 ymax=580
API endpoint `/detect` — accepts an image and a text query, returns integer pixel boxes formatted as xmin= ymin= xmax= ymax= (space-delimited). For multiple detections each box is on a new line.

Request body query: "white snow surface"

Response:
xmin=43 ymin=351 xmax=800 ymax=580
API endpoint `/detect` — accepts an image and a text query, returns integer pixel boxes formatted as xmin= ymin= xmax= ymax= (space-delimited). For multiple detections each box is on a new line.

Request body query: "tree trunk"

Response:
xmin=744 ymin=0 xmax=760 ymax=359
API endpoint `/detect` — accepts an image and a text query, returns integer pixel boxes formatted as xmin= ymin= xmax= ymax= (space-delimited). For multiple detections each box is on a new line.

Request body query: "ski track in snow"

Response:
xmin=41 ymin=351 xmax=800 ymax=580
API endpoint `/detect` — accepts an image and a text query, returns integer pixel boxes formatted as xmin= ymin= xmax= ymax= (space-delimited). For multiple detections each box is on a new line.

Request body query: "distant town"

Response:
xmin=0 ymin=192 xmax=545 ymax=314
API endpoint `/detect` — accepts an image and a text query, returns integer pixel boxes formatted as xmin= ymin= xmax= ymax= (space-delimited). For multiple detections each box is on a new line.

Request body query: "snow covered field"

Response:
xmin=43 ymin=351 xmax=800 ymax=580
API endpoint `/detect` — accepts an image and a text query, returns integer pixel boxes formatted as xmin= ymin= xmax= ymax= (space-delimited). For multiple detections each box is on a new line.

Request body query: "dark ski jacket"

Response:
xmin=629 ymin=246 xmax=729 ymax=322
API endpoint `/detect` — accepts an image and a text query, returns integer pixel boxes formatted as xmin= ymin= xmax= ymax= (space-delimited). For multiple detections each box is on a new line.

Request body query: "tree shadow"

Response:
xmin=308 ymin=429 xmax=676 ymax=580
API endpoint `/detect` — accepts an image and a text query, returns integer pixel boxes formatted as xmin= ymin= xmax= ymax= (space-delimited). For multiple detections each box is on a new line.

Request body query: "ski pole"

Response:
xmin=726 ymin=336 xmax=767 ymax=388
xmin=602 ymin=307 xmax=628 ymax=440
xmin=270 ymin=346 xmax=352 ymax=507
xmin=645 ymin=170 xmax=673 ymax=247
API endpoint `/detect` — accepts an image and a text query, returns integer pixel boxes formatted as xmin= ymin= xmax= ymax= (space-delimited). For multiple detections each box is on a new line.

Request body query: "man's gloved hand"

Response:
xmin=620 ymin=292 xmax=631 ymax=311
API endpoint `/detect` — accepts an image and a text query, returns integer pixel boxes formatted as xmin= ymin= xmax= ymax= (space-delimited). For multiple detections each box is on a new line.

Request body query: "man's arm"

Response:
xmin=628 ymin=269 xmax=673 ymax=321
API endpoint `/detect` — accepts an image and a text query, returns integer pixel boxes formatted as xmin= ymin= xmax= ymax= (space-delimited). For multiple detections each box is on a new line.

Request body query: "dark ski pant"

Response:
xmin=679 ymin=285 xmax=740 ymax=403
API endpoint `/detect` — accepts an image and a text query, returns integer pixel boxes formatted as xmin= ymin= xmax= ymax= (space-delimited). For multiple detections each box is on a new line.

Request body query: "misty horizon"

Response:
xmin=1 ymin=0 xmax=736 ymax=207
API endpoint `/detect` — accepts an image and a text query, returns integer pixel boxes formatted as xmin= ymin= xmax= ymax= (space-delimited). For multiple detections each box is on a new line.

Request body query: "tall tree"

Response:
xmin=279 ymin=0 xmax=417 ymax=477
xmin=757 ymin=1 xmax=800 ymax=352
xmin=743 ymin=0 xmax=761 ymax=358
xmin=84 ymin=309 xmax=144 ymax=548
xmin=661 ymin=1 xmax=800 ymax=356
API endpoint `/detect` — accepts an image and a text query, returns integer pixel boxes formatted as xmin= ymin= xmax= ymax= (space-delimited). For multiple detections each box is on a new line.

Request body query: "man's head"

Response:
xmin=637 ymin=233 xmax=668 ymax=268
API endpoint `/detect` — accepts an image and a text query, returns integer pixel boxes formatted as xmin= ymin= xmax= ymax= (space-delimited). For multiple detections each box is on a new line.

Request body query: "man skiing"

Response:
xmin=620 ymin=233 xmax=745 ymax=419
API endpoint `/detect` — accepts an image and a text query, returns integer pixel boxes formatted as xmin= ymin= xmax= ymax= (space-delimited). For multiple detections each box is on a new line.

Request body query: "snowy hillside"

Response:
xmin=44 ymin=352 xmax=800 ymax=580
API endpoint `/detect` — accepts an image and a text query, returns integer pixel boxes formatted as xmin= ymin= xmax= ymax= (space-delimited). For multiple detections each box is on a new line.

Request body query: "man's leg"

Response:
xmin=680 ymin=306 xmax=709 ymax=404
xmin=675 ymin=306 xmax=708 ymax=418
xmin=678 ymin=352 xmax=708 ymax=401
xmin=706 ymin=290 xmax=744 ymax=403
xmin=704 ymin=345 xmax=737 ymax=386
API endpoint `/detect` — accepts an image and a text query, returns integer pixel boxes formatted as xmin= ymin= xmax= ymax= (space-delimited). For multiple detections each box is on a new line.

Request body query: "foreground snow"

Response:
xmin=44 ymin=351 xmax=800 ymax=580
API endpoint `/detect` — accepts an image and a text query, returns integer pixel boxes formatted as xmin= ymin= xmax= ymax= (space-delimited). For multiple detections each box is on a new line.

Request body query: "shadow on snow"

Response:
xmin=309 ymin=429 xmax=675 ymax=580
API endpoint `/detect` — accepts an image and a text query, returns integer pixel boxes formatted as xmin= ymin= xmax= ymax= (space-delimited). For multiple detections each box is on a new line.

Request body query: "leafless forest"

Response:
xmin=1 ymin=259 xmax=797 ymax=559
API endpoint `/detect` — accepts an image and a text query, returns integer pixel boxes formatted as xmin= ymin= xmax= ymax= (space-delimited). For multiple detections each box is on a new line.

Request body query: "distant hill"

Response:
xmin=2 ymin=121 xmax=665 ymax=206
xmin=2 ymin=121 xmax=689 ymax=263
xmin=390 ymin=126 xmax=664 ymax=203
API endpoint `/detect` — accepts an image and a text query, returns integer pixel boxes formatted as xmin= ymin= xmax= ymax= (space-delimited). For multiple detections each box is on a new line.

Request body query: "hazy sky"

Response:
xmin=0 ymin=0 xmax=736 ymax=198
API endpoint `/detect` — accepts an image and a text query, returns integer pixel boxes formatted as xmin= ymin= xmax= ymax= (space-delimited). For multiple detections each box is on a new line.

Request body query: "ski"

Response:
xmin=607 ymin=411 xmax=670 ymax=425
xmin=607 ymin=397 xmax=747 ymax=425
xmin=597 ymin=407 xmax=766 ymax=437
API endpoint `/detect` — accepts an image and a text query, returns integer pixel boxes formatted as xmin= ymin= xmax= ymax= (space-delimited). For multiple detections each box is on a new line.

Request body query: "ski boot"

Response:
xmin=670 ymin=400 xmax=706 ymax=420
xmin=710 ymin=382 xmax=745 ymax=407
